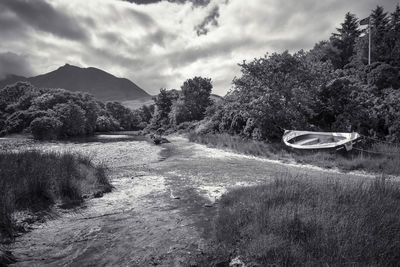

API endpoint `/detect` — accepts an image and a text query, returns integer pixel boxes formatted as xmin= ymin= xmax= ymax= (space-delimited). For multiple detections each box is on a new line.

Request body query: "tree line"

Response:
xmin=1 ymin=5 xmax=399 ymax=142
xmin=0 ymin=82 xmax=152 ymax=140
xmin=197 ymin=5 xmax=400 ymax=142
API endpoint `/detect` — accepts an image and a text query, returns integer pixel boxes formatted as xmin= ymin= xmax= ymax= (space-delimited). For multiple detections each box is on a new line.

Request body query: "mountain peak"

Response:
xmin=0 ymin=64 xmax=149 ymax=101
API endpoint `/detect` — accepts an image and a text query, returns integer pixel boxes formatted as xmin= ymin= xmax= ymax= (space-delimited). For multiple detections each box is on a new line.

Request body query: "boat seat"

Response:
xmin=294 ymin=137 xmax=319 ymax=146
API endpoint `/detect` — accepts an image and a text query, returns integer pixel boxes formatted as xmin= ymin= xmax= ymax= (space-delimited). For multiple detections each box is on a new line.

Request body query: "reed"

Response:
xmin=212 ymin=174 xmax=400 ymax=266
xmin=0 ymin=150 xmax=112 ymax=241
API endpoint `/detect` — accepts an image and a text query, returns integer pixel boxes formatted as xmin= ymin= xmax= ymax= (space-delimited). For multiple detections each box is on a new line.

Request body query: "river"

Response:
xmin=6 ymin=133 xmax=372 ymax=266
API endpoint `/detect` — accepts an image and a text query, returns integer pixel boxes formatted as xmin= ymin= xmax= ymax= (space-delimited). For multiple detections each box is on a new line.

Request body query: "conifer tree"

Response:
xmin=370 ymin=6 xmax=390 ymax=63
xmin=330 ymin=12 xmax=361 ymax=68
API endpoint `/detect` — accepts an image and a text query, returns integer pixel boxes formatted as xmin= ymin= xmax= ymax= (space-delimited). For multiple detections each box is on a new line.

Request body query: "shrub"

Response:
xmin=0 ymin=150 xmax=112 ymax=240
xmin=53 ymin=102 xmax=86 ymax=137
xmin=30 ymin=116 xmax=62 ymax=140
xmin=95 ymin=115 xmax=119 ymax=132
xmin=366 ymin=62 xmax=400 ymax=91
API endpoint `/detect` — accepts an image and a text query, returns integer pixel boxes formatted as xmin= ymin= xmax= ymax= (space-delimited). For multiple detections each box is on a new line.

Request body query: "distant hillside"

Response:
xmin=0 ymin=64 xmax=150 ymax=101
xmin=122 ymin=93 xmax=223 ymax=110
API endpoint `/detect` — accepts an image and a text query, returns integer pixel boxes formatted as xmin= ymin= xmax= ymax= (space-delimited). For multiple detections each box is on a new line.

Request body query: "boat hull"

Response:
xmin=283 ymin=130 xmax=360 ymax=151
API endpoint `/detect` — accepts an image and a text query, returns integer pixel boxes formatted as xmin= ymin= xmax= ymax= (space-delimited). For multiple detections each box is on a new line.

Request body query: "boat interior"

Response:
xmin=288 ymin=134 xmax=346 ymax=146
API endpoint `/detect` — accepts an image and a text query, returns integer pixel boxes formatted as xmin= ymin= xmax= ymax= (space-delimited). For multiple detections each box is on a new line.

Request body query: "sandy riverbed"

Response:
xmin=6 ymin=135 xmax=376 ymax=266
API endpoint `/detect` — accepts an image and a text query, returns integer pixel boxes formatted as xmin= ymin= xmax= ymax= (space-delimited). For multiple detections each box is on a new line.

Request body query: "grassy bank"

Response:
xmin=211 ymin=175 xmax=400 ymax=266
xmin=188 ymin=133 xmax=400 ymax=176
xmin=0 ymin=150 xmax=112 ymax=242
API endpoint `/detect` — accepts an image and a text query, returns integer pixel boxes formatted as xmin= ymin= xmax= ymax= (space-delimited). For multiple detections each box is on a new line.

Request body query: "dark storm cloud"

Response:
xmin=0 ymin=52 xmax=33 ymax=79
xmin=122 ymin=0 xmax=210 ymax=7
xmin=0 ymin=0 xmax=88 ymax=41
xmin=195 ymin=6 xmax=220 ymax=36
xmin=0 ymin=9 xmax=27 ymax=40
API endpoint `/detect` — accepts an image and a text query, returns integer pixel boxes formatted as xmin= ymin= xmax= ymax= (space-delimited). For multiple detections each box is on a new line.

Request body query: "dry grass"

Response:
xmin=213 ymin=175 xmax=400 ymax=266
xmin=0 ymin=150 xmax=112 ymax=241
xmin=188 ymin=132 xmax=400 ymax=175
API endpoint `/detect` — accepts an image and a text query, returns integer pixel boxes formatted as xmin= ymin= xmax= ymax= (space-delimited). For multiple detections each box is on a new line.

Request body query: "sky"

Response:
xmin=0 ymin=0 xmax=398 ymax=96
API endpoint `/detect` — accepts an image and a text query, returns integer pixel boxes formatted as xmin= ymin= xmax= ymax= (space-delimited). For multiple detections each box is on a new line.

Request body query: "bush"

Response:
xmin=30 ymin=116 xmax=62 ymax=140
xmin=95 ymin=115 xmax=119 ymax=132
xmin=54 ymin=102 xmax=86 ymax=137
xmin=366 ymin=62 xmax=400 ymax=91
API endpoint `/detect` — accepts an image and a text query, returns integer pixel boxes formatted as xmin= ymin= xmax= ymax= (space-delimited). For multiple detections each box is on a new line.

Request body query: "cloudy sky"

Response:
xmin=0 ymin=0 xmax=398 ymax=95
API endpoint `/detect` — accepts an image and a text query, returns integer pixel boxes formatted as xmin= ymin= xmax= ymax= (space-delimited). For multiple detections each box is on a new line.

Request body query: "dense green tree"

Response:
xmin=95 ymin=115 xmax=119 ymax=132
xmin=330 ymin=12 xmax=362 ymax=68
xmin=365 ymin=62 xmax=400 ymax=91
xmin=181 ymin=77 xmax=212 ymax=121
xmin=217 ymin=51 xmax=335 ymax=140
xmin=138 ymin=105 xmax=154 ymax=123
xmin=105 ymin=101 xmax=139 ymax=130
xmin=53 ymin=102 xmax=86 ymax=137
xmin=308 ymin=41 xmax=341 ymax=68
xmin=370 ymin=6 xmax=390 ymax=63
xmin=149 ymin=88 xmax=178 ymax=129
xmin=388 ymin=5 xmax=400 ymax=66
xmin=169 ymin=99 xmax=190 ymax=125
xmin=30 ymin=116 xmax=62 ymax=140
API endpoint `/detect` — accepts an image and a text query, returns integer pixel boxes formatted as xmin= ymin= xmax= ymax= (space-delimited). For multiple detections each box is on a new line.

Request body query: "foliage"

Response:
xmin=54 ymin=102 xmax=86 ymax=137
xmin=30 ymin=116 xmax=62 ymax=140
xmin=180 ymin=76 xmax=212 ymax=121
xmin=95 ymin=115 xmax=119 ymax=132
xmin=204 ymin=51 xmax=334 ymax=140
xmin=148 ymin=79 xmax=212 ymax=130
xmin=105 ymin=101 xmax=140 ymax=130
xmin=189 ymin=4 xmax=400 ymax=143
xmin=330 ymin=12 xmax=362 ymax=68
xmin=0 ymin=82 xmax=144 ymax=139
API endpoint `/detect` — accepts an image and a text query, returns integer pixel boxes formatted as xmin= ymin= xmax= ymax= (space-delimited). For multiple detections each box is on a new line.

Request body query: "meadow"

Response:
xmin=212 ymin=174 xmax=400 ymax=266
xmin=188 ymin=132 xmax=400 ymax=176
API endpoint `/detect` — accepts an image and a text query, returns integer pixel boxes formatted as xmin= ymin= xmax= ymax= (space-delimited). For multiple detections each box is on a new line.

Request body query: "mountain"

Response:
xmin=0 ymin=64 xmax=150 ymax=101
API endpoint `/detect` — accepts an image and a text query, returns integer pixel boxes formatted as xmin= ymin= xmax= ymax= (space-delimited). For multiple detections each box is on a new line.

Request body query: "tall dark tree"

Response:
xmin=149 ymin=88 xmax=178 ymax=129
xmin=181 ymin=77 xmax=212 ymax=121
xmin=370 ymin=6 xmax=390 ymax=63
xmin=388 ymin=4 xmax=400 ymax=66
xmin=330 ymin=12 xmax=362 ymax=68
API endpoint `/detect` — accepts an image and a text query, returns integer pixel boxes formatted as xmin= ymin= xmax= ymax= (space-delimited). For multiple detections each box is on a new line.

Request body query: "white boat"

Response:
xmin=282 ymin=130 xmax=360 ymax=151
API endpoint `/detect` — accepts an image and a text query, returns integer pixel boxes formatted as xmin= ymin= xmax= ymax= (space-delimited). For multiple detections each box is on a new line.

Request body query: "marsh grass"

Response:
xmin=188 ymin=133 xmax=400 ymax=175
xmin=0 ymin=150 xmax=112 ymax=241
xmin=213 ymin=175 xmax=400 ymax=266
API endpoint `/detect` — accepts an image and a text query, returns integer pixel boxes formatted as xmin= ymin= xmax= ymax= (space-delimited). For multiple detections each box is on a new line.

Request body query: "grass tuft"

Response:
xmin=213 ymin=175 xmax=400 ymax=266
xmin=0 ymin=150 xmax=112 ymax=241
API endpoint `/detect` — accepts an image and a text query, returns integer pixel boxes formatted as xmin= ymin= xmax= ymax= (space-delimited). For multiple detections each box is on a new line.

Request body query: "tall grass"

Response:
xmin=0 ymin=150 xmax=112 ymax=241
xmin=213 ymin=175 xmax=400 ymax=266
xmin=188 ymin=132 xmax=400 ymax=175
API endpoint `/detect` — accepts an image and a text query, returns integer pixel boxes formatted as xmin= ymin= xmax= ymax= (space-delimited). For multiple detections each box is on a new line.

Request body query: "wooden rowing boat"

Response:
xmin=282 ymin=130 xmax=360 ymax=151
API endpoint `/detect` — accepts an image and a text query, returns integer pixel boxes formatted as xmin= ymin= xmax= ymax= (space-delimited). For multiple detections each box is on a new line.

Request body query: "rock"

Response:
xmin=93 ymin=191 xmax=104 ymax=198
xmin=150 ymin=134 xmax=170 ymax=145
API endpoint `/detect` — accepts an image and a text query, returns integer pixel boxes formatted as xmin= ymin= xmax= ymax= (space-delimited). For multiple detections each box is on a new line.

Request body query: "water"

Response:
xmin=6 ymin=134 xmax=373 ymax=266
